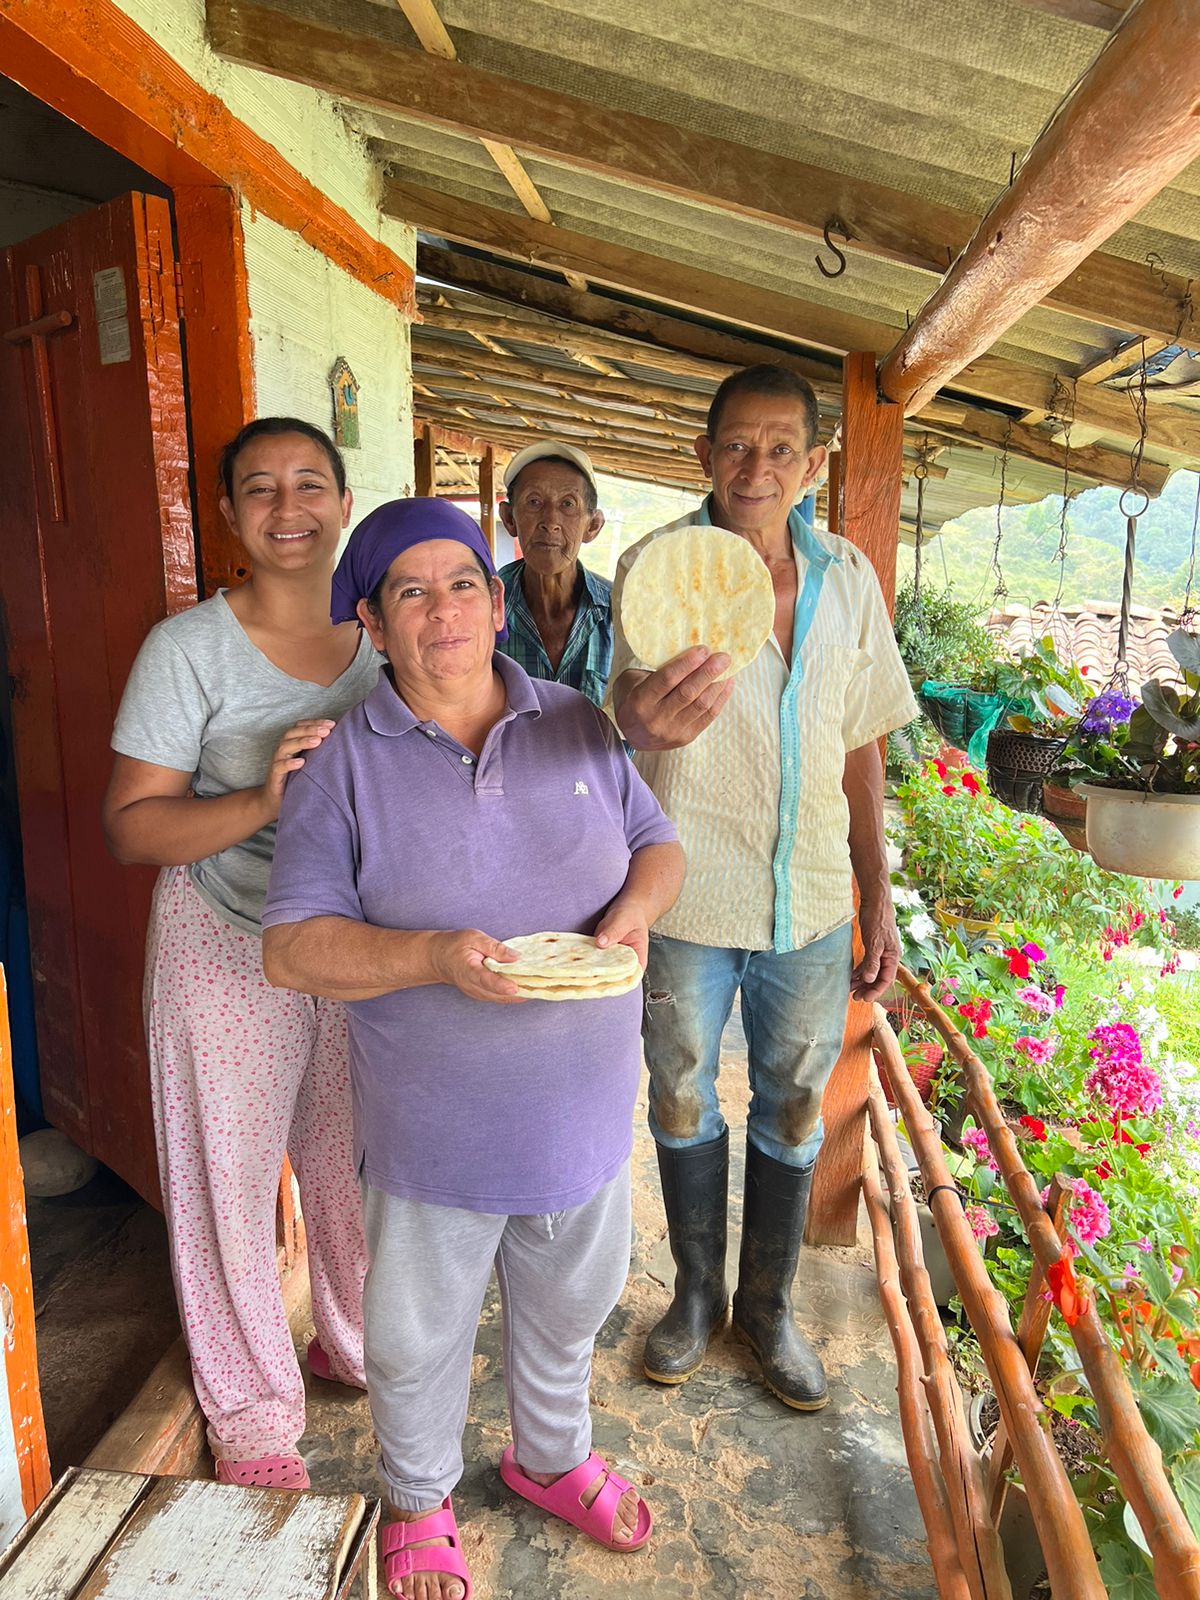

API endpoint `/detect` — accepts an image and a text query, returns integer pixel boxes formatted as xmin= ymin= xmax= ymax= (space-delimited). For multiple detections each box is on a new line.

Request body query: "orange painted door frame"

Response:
xmin=807 ymin=351 xmax=904 ymax=1248
xmin=0 ymin=973 xmax=51 ymax=1516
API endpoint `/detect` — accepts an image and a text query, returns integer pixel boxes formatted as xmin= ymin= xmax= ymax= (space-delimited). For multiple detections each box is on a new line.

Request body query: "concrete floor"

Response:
xmin=298 ymin=1021 xmax=935 ymax=1600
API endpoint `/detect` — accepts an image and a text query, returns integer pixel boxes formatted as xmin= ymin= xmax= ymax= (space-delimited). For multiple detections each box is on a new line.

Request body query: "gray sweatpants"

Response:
xmin=362 ymin=1163 xmax=632 ymax=1511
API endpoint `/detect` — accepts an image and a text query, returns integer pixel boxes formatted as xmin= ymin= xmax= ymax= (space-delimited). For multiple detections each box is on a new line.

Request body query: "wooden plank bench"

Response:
xmin=0 ymin=1467 xmax=379 ymax=1599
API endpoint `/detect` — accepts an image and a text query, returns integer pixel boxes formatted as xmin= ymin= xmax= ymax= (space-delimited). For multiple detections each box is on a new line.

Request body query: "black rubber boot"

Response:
xmin=643 ymin=1131 xmax=729 ymax=1384
xmin=732 ymin=1143 xmax=828 ymax=1410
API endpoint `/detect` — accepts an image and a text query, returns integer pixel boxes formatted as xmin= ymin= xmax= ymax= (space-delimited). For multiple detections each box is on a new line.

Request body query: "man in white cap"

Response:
xmin=496 ymin=442 xmax=612 ymax=706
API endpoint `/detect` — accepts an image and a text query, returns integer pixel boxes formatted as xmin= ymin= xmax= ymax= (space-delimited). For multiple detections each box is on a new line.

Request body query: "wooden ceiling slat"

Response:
xmin=204 ymin=0 xmax=1195 ymax=344
xmin=397 ymin=187 xmax=1197 ymax=453
xmin=418 ymin=249 xmax=846 ymax=388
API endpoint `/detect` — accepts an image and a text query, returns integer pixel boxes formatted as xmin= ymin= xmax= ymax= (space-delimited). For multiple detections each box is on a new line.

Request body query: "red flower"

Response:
xmin=941 ymin=784 xmax=958 ymax=797
xmin=1019 ymin=1115 xmax=1047 ymax=1141
xmin=1005 ymin=947 xmax=1032 ymax=979
xmin=961 ymin=770 xmax=982 ymax=796
xmin=933 ymin=758 xmax=948 ymax=779
xmin=1174 ymin=885 xmax=1185 ymax=899
xmin=1047 ymin=1254 xmax=1090 ymax=1326
xmin=958 ymin=996 xmax=992 ymax=1039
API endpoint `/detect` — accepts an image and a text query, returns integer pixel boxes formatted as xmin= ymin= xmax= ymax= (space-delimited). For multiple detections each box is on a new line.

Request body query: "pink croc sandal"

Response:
xmin=499 ymin=1445 xmax=652 ymax=1551
xmin=381 ymin=1498 xmax=473 ymax=1599
xmin=214 ymin=1454 xmax=310 ymax=1490
xmin=307 ymin=1337 xmax=367 ymax=1391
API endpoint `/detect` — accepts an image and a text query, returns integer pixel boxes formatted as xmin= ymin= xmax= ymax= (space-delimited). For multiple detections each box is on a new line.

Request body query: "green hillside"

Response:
xmin=903 ymin=470 xmax=1200 ymax=613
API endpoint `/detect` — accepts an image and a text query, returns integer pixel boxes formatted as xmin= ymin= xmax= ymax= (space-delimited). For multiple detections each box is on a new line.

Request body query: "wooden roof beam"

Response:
xmin=413 ymin=337 xmax=715 ymax=416
xmin=879 ymin=0 xmax=1200 ymax=419
xmin=415 ymin=406 xmax=708 ymax=478
xmin=396 ymin=191 xmax=1197 ymax=453
xmin=205 ymin=0 xmax=1196 ymax=344
xmin=417 ymin=248 xmax=846 ymax=391
xmin=391 ymin=0 xmax=588 ymax=292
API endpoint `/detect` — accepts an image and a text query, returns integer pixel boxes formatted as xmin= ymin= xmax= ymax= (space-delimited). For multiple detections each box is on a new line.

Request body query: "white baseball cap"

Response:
xmin=502 ymin=441 xmax=598 ymax=495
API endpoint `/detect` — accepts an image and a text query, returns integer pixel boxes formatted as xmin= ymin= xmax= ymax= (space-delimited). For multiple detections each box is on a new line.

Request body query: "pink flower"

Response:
xmin=1123 ymin=1263 xmax=1140 ymax=1281
xmin=1015 ymin=985 xmax=1055 ymax=1016
xmin=1084 ymin=1059 xmax=1163 ymax=1119
xmin=1172 ymin=1264 xmax=1184 ymax=1285
xmin=1068 ymin=1178 xmax=1111 ymax=1245
xmin=1136 ymin=1236 xmax=1153 ymax=1252
xmin=1053 ymin=984 xmax=1066 ymax=1009
xmin=962 ymin=1127 xmax=998 ymax=1171
xmin=1084 ymin=1024 xmax=1162 ymax=1119
xmin=1022 ymin=941 xmax=1047 ymax=963
xmin=966 ymin=1205 xmax=999 ymax=1241
xmin=1016 ymin=1033 xmax=1058 ymax=1065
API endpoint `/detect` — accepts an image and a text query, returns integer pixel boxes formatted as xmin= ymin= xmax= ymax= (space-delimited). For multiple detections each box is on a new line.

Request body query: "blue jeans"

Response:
xmin=643 ymin=926 xmax=854 ymax=1169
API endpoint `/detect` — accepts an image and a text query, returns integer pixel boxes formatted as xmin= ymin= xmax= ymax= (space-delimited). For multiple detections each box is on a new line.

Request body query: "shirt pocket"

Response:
xmin=807 ymin=644 xmax=866 ymax=718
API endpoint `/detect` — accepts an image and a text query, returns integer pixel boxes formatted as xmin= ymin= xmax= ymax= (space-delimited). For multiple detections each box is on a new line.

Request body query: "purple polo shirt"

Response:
xmin=263 ymin=653 xmax=677 ymax=1215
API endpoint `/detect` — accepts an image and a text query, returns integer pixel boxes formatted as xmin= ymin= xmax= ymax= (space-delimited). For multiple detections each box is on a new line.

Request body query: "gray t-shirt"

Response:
xmin=111 ymin=591 xmax=380 ymax=934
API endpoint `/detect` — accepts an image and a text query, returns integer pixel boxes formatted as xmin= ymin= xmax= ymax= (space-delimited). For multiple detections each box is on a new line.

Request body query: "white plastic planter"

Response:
xmin=1079 ymin=784 xmax=1200 ymax=878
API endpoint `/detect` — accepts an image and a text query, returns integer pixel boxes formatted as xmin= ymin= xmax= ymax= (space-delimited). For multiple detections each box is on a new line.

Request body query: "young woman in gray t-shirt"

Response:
xmin=103 ymin=419 xmax=379 ymax=1490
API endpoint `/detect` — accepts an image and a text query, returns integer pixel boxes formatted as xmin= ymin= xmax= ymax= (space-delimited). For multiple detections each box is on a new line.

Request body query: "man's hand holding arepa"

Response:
xmin=613 ymin=647 xmax=733 ymax=753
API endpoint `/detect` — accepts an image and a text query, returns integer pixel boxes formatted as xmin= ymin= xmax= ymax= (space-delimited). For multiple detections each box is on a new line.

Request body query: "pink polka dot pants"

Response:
xmin=145 ymin=866 xmax=366 ymax=1461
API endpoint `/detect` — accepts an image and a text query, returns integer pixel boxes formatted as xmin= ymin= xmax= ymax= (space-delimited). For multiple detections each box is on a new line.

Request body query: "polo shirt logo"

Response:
xmin=573 ymin=780 xmax=590 ymax=795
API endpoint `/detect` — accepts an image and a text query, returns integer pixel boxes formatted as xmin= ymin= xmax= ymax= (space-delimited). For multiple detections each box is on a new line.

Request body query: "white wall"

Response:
xmin=110 ymin=0 xmax=409 ymax=258
xmin=109 ymin=0 xmax=417 ymax=523
xmin=243 ymin=214 xmax=414 ymax=524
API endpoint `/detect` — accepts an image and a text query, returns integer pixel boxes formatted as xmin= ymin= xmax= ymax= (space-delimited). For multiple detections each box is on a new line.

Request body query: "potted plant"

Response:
xmin=1061 ymin=628 xmax=1200 ymax=879
xmin=892 ymin=582 xmax=1006 ymax=762
xmin=987 ymin=638 xmax=1091 ymax=814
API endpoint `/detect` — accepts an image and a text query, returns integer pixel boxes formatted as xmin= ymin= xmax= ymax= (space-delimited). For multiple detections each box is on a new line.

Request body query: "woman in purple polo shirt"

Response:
xmin=262 ymin=499 xmax=683 ymax=1600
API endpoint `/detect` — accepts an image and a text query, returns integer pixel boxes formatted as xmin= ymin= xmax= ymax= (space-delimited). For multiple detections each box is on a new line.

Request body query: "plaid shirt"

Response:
xmin=496 ymin=560 xmax=614 ymax=708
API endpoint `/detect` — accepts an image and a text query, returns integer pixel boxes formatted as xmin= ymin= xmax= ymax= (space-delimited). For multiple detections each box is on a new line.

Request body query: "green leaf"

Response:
xmin=1099 ymin=1538 xmax=1157 ymax=1600
xmin=1171 ymin=1456 xmax=1200 ymax=1541
xmin=1168 ymin=628 xmax=1200 ymax=675
xmin=1143 ymin=680 xmax=1200 ymax=741
xmin=1132 ymin=1374 xmax=1200 ymax=1455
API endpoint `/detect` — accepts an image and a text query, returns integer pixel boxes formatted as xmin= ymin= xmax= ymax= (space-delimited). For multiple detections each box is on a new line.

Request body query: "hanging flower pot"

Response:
xmin=1042 ymin=780 xmax=1088 ymax=853
xmin=1078 ymin=785 xmax=1200 ymax=878
xmin=986 ymin=727 xmax=1068 ymax=815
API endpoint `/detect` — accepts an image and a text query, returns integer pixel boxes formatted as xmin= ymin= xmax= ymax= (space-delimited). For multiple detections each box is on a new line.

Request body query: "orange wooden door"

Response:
xmin=0 ymin=193 xmax=197 ymax=1207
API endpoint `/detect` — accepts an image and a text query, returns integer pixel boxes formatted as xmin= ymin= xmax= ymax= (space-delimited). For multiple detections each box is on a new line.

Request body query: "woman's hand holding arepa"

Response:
xmin=594 ymin=899 xmax=650 ymax=971
xmin=429 ymin=929 xmax=528 ymax=1004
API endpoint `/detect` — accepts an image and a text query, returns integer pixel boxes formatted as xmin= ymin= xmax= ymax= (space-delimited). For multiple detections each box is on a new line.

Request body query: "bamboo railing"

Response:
xmin=863 ymin=964 xmax=1200 ymax=1600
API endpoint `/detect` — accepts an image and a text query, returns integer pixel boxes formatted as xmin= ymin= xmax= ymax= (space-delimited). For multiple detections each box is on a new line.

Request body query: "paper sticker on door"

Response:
xmin=93 ymin=267 xmax=131 ymax=365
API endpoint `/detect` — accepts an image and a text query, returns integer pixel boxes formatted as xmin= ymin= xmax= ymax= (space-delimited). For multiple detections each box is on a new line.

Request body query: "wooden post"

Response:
xmin=878 ymin=0 xmax=1200 ymax=414
xmin=827 ymin=447 xmax=841 ymax=535
xmin=478 ymin=444 xmax=496 ymax=553
xmin=807 ymin=351 xmax=903 ymax=1247
xmin=414 ymin=421 xmax=436 ymax=497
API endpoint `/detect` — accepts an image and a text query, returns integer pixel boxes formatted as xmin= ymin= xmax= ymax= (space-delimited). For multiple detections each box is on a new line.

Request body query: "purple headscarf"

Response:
xmin=330 ymin=497 xmax=507 ymax=640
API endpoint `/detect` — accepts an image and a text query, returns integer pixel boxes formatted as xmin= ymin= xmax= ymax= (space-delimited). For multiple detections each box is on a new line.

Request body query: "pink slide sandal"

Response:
xmin=381 ymin=1499 xmax=473 ymax=1599
xmin=499 ymin=1445 xmax=652 ymax=1551
xmin=307 ymin=1336 xmax=367 ymax=1390
xmin=215 ymin=1454 xmax=310 ymax=1489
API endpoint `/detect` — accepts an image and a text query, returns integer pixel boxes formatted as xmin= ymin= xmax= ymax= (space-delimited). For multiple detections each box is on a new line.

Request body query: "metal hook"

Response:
xmin=815 ymin=215 xmax=851 ymax=279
